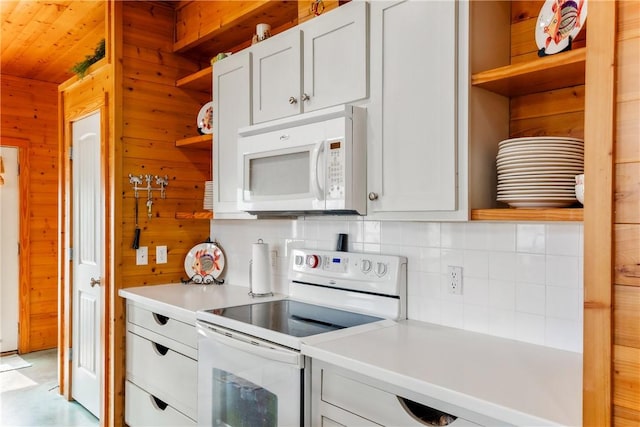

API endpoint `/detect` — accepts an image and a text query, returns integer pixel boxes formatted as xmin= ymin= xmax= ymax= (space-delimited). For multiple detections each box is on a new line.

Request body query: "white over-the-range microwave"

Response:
xmin=237 ymin=105 xmax=366 ymax=216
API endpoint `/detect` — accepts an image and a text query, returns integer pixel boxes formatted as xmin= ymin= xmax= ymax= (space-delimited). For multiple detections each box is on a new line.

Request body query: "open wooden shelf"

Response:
xmin=175 ymin=211 xmax=214 ymax=220
xmin=173 ymin=1 xmax=298 ymax=56
xmin=176 ymin=67 xmax=212 ymax=92
xmin=471 ymin=47 xmax=586 ymax=97
xmin=471 ymin=208 xmax=583 ymax=222
xmin=175 ymin=134 xmax=212 ymax=149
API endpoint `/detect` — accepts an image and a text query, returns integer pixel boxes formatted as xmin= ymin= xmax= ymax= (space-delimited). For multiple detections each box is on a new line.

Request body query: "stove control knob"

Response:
xmin=306 ymin=255 xmax=320 ymax=268
xmin=361 ymin=259 xmax=372 ymax=273
xmin=374 ymin=262 xmax=388 ymax=277
xmin=294 ymin=255 xmax=304 ymax=266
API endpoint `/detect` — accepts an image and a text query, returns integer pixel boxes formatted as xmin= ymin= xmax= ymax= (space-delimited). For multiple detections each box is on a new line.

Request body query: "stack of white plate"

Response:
xmin=203 ymin=181 xmax=213 ymax=210
xmin=497 ymin=137 xmax=584 ymax=208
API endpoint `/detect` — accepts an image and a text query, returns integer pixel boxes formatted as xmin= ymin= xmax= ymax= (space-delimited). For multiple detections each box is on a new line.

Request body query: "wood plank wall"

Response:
xmin=0 ymin=74 xmax=58 ymax=352
xmin=613 ymin=2 xmax=640 ymax=425
xmin=509 ymin=1 xmax=585 ymax=139
xmin=113 ymin=2 xmax=212 ymax=423
xmin=120 ymin=2 xmax=211 ymax=287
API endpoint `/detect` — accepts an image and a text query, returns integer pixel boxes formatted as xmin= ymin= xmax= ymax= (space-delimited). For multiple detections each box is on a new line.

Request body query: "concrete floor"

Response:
xmin=0 ymin=349 xmax=98 ymax=427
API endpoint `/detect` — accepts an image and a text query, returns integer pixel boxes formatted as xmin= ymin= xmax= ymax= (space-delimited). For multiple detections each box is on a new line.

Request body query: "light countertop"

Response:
xmin=118 ymin=283 xmax=283 ymax=324
xmin=119 ymin=284 xmax=582 ymax=426
xmin=302 ymin=320 xmax=582 ymax=426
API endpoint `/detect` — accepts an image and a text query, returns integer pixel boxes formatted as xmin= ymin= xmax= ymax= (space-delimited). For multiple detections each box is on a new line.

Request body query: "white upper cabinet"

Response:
xmin=251 ymin=1 xmax=368 ymax=124
xmin=213 ymin=51 xmax=255 ymax=219
xmin=367 ymin=0 xmax=469 ymax=220
xmin=251 ymin=31 xmax=303 ymax=124
xmin=302 ymin=1 xmax=368 ymax=113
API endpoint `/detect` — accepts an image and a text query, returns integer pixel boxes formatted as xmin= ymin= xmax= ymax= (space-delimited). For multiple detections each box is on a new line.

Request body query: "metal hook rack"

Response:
xmin=129 ymin=173 xmax=169 ymax=220
xmin=129 ymin=173 xmax=168 ymax=199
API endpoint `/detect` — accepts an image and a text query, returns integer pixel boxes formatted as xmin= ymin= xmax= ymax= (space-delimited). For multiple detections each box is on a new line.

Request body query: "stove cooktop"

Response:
xmin=202 ymin=299 xmax=383 ymax=338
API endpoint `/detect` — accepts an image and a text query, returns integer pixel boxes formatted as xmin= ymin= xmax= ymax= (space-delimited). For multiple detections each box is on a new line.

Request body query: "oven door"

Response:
xmin=197 ymin=321 xmax=304 ymax=427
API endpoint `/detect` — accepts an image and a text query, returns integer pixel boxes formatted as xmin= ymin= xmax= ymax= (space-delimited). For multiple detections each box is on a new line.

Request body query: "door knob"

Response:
xmin=288 ymin=96 xmax=298 ymax=104
xmin=368 ymin=192 xmax=379 ymax=201
xmin=90 ymin=277 xmax=101 ymax=287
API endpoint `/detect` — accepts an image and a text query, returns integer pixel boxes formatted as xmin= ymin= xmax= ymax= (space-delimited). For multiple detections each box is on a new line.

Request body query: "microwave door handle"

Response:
xmin=311 ymin=141 xmax=325 ymax=201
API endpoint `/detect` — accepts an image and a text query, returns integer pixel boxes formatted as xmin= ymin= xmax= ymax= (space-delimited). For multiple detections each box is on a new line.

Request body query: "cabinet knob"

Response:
xmin=288 ymin=96 xmax=298 ymax=104
xmin=301 ymin=93 xmax=310 ymax=102
xmin=368 ymin=192 xmax=379 ymax=201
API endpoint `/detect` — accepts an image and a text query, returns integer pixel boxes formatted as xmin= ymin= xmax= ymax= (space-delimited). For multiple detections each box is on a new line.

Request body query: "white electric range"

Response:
xmin=196 ymin=248 xmax=407 ymax=427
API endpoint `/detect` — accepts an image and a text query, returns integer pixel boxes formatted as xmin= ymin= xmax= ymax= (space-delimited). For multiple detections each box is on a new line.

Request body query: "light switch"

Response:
xmin=156 ymin=245 xmax=167 ymax=264
xmin=136 ymin=246 xmax=148 ymax=265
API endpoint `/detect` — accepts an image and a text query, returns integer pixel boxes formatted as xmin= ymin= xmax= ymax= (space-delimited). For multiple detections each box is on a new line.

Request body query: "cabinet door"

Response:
xmin=252 ymin=30 xmax=302 ymax=124
xmin=302 ymin=1 xmax=368 ymax=112
xmin=213 ymin=51 xmax=254 ymax=218
xmin=368 ymin=0 xmax=458 ymax=215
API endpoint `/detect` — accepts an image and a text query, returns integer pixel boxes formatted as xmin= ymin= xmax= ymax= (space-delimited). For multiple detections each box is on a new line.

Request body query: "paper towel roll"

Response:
xmin=250 ymin=240 xmax=272 ymax=296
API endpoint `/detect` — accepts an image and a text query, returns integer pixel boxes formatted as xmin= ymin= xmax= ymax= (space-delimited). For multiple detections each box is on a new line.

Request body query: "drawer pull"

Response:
xmin=150 ymin=395 xmax=168 ymax=411
xmin=152 ymin=342 xmax=169 ymax=356
xmin=152 ymin=313 xmax=169 ymax=325
xmin=398 ymin=397 xmax=457 ymax=426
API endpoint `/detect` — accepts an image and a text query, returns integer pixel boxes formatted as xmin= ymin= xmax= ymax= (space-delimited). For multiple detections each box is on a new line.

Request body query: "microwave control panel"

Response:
xmin=326 ymin=139 xmax=345 ymax=200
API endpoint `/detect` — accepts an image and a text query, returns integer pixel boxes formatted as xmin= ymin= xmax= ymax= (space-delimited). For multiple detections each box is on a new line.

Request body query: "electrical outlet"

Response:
xmin=156 ymin=245 xmax=167 ymax=264
xmin=271 ymin=250 xmax=278 ymax=268
xmin=136 ymin=246 xmax=148 ymax=265
xmin=447 ymin=265 xmax=463 ymax=295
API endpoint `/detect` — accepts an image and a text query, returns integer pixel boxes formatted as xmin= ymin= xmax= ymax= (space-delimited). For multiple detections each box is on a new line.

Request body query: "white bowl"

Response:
xmin=575 ymin=184 xmax=584 ymax=205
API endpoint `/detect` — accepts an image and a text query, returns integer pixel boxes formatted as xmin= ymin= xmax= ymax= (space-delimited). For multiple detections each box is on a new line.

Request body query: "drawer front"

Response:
xmin=127 ymin=303 xmax=197 ymax=349
xmin=127 ymin=332 xmax=197 ymax=419
xmin=320 ymin=401 xmax=383 ymax=427
xmin=322 ymin=370 xmax=481 ymax=427
xmin=125 ymin=381 xmax=196 ymax=427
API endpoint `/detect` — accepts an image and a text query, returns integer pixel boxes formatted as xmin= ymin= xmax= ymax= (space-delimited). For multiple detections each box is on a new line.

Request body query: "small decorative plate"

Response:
xmin=184 ymin=242 xmax=225 ymax=281
xmin=535 ymin=0 xmax=588 ymax=55
xmin=197 ymin=101 xmax=214 ymax=135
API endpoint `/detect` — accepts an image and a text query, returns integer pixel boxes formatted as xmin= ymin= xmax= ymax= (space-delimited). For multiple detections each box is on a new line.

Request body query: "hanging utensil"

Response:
xmin=132 ymin=195 xmax=141 ymax=249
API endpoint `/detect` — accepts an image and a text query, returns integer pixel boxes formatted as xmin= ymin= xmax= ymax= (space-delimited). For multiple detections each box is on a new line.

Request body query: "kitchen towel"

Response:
xmin=250 ymin=240 xmax=272 ymax=296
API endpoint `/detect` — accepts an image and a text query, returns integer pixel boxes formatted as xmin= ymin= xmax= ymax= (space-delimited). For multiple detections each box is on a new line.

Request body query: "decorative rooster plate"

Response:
xmin=535 ymin=0 xmax=587 ymax=56
xmin=184 ymin=242 xmax=225 ymax=281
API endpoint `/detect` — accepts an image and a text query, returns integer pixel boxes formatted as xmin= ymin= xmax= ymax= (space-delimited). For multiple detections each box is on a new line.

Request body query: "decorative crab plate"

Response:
xmin=184 ymin=242 xmax=225 ymax=282
xmin=535 ymin=0 xmax=587 ymax=55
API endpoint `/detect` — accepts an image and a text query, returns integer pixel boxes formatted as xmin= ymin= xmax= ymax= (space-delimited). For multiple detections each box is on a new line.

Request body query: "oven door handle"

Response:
xmin=205 ymin=326 xmax=303 ymax=367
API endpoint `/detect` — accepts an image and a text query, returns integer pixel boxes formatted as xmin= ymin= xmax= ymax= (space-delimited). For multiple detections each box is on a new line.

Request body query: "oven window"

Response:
xmin=249 ymin=151 xmax=309 ymax=197
xmin=212 ymin=368 xmax=277 ymax=427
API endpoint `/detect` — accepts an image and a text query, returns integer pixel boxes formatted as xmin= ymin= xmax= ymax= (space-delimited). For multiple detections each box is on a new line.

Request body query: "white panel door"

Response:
xmin=368 ymin=0 xmax=458 ymax=214
xmin=302 ymin=1 xmax=368 ymax=112
xmin=0 ymin=146 xmax=19 ymax=353
xmin=251 ymin=30 xmax=302 ymax=123
xmin=71 ymin=112 xmax=102 ymax=418
xmin=213 ymin=51 xmax=254 ymax=218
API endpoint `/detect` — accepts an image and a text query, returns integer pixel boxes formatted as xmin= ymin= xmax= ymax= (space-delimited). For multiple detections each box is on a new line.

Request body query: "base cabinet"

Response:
xmin=124 ymin=301 xmax=197 ymax=426
xmin=312 ymin=360 xmax=483 ymax=427
xmin=125 ymin=381 xmax=196 ymax=427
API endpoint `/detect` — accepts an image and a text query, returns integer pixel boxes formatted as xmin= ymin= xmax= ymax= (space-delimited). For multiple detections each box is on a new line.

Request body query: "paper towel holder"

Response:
xmin=249 ymin=239 xmax=274 ymax=297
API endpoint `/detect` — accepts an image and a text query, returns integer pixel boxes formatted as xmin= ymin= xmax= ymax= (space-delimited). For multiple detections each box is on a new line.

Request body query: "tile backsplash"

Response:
xmin=211 ymin=218 xmax=583 ymax=353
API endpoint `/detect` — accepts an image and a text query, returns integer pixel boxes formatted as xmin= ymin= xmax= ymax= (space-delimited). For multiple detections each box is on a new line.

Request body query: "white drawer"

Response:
xmin=322 ymin=370 xmax=481 ymax=426
xmin=126 ymin=332 xmax=197 ymax=420
xmin=127 ymin=302 xmax=197 ymax=349
xmin=125 ymin=381 xmax=196 ymax=427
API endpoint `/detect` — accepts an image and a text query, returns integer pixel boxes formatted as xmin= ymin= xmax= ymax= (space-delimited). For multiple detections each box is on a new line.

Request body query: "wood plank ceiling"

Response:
xmin=1 ymin=0 xmax=106 ymax=84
